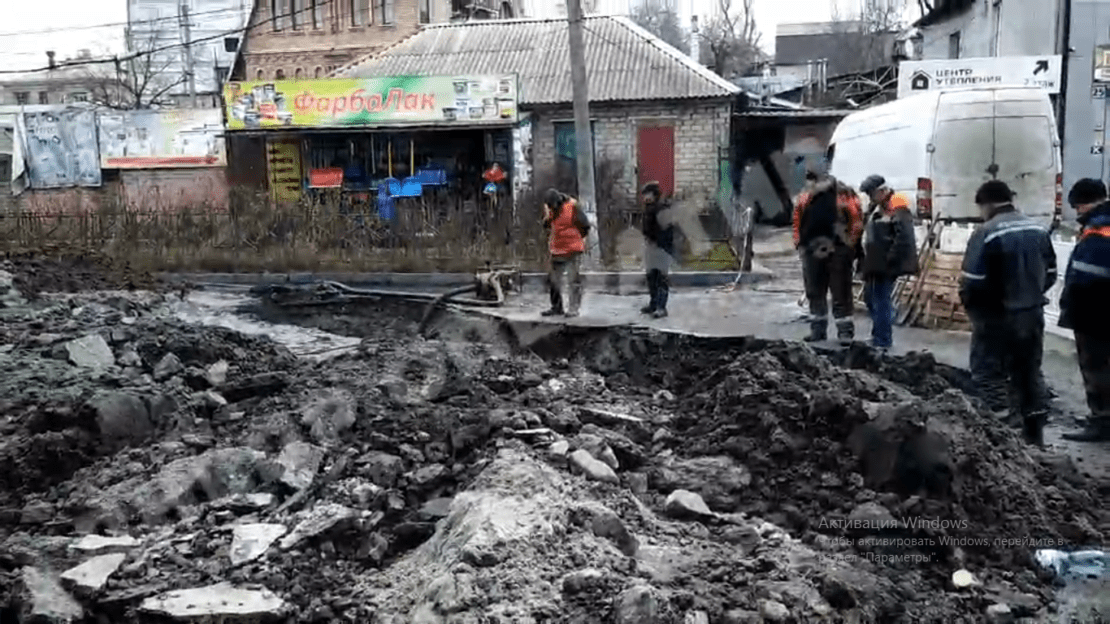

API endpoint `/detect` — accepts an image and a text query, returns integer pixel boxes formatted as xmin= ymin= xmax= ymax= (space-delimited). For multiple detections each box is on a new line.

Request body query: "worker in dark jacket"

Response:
xmin=793 ymin=173 xmax=864 ymax=343
xmin=859 ymin=174 xmax=919 ymax=351
xmin=1060 ymin=178 xmax=1110 ymax=442
xmin=640 ymin=181 xmax=676 ymax=319
xmin=959 ymin=180 xmax=1057 ymax=445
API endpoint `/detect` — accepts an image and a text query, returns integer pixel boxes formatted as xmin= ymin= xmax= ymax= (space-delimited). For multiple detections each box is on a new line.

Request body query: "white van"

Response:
xmin=826 ymin=87 xmax=1062 ymax=227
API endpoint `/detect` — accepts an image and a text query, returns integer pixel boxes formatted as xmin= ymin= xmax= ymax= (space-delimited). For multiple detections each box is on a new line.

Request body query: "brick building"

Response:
xmin=335 ymin=16 xmax=740 ymax=214
xmin=237 ymin=0 xmax=520 ymax=81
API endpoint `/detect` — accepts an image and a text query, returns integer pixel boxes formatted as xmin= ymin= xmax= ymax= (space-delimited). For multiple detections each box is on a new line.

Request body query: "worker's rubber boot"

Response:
xmin=1062 ymin=420 xmax=1110 ymax=442
xmin=542 ymin=307 xmax=563 ymax=317
xmin=1023 ymin=411 xmax=1048 ymax=447
xmin=836 ymin=319 xmax=855 ymax=345
xmin=804 ymin=320 xmax=827 ymax=343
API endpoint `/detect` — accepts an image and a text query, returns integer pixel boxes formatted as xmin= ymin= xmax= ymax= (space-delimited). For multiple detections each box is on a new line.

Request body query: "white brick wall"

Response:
xmin=529 ymin=99 xmax=732 ymax=214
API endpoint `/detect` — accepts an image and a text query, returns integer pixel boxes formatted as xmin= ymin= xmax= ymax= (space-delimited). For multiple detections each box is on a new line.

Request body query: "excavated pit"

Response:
xmin=0 ymin=265 xmax=1106 ymax=623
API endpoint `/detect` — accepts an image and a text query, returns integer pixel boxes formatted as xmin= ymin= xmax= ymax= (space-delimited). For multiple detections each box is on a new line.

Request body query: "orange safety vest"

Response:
xmin=549 ymin=199 xmax=586 ymax=257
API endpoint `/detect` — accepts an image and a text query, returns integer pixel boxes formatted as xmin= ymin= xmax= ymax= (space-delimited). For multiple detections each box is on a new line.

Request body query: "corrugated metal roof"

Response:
xmin=336 ymin=16 xmax=740 ymax=105
xmin=738 ymin=108 xmax=854 ymax=118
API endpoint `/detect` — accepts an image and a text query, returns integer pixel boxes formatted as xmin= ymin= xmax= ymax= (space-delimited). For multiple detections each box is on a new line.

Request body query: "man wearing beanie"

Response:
xmin=959 ymin=180 xmax=1058 ymax=445
xmin=1060 ymin=178 xmax=1110 ymax=442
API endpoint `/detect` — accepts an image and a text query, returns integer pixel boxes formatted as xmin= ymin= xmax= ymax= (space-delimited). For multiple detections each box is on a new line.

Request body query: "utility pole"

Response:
xmin=566 ymin=0 xmax=601 ymax=267
xmin=180 ymin=3 xmax=198 ymax=108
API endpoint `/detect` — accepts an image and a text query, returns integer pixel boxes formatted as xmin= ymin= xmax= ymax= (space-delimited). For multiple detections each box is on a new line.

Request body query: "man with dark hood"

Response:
xmin=1060 ymin=178 xmax=1110 ymax=442
xmin=959 ymin=180 xmax=1057 ymax=445
xmin=640 ymin=181 xmax=676 ymax=319
xmin=542 ymin=188 xmax=591 ymax=318
xmin=793 ymin=171 xmax=864 ymax=343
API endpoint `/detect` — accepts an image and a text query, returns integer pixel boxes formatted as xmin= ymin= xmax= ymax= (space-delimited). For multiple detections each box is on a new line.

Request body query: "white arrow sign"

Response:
xmin=897 ymin=55 xmax=1062 ymax=99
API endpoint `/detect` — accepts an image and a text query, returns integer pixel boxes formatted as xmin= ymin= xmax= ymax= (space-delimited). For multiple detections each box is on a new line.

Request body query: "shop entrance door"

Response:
xmin=637 ymin=125 xmax=675 ymax=197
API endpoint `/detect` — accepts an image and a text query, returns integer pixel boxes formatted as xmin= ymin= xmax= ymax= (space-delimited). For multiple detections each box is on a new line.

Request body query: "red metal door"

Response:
xmin=637 ymin=125 xmax=675 ymax=197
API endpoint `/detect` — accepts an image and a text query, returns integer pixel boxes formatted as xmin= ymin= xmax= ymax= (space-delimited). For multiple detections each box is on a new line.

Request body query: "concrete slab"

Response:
xmin=139 ymin=583 xmax=286 ymax=621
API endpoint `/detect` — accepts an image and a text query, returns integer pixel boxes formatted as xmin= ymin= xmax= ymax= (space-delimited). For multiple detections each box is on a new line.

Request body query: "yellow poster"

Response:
xmin=266 ymin=138 xmax=302 ymax=203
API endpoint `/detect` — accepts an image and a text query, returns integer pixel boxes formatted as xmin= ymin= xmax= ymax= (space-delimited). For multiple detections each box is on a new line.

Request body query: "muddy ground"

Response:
xmin=0 ymin=258 xmax=1107 ymax=623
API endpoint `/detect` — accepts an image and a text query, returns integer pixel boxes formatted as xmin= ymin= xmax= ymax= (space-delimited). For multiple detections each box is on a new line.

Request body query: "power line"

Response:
xmin=0 ymin=3 xmax=328 ymax=76
xmin=0 ymin=7 xmax=246 ymax=39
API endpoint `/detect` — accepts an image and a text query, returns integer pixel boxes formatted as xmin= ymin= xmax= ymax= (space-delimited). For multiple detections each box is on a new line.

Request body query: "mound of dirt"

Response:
xmin=2 ymin=251 xmax=161 ymax=298
xmin=0 ymin=297 xmax=1105 ymax=623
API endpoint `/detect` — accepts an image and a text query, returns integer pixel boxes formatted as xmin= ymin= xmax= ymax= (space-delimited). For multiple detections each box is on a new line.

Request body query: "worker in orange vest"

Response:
xmin=542 ymin=188 xmax=592 ymax=318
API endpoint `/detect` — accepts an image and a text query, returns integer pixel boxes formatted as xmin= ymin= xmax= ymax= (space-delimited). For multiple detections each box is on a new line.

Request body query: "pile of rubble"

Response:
xmin=0 ymin=270 xmax=1106 ymax=623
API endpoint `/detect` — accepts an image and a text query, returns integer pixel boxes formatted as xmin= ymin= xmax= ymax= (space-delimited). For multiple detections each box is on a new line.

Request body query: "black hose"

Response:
xmin=418 ymin=284 xmax=480 ymax=337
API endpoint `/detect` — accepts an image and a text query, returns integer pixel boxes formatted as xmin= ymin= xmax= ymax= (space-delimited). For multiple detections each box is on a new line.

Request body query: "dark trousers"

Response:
xmin=803 ymin=244 xmax=855 ymax=334
xmin=1075 ymin=332 xmax=1110 ymax=425
xmin=646 ymin=269 xmax=670 ymax=311
xmin=969 ymin=310 xmax=1047 ymax=419
xmin=864 ymin=277 xmax=896 ymax=348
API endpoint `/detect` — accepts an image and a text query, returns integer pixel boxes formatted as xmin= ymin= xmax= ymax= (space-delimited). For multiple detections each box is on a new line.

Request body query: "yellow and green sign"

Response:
xmin=223 ymin=75 xmax=519 ymax=130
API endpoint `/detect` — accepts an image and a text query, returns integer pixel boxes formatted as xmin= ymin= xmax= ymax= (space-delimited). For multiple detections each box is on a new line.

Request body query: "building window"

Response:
xmin=311 ymin=0 xmax=323 ymax=28
xmin=384 ymin=0 xmax=394 ymax=24
xmin=224 ymin=37 xmax=239 ymax=52
xmin=271 ymin=0 xmax=285 ymax=31
xmin=419 ymin=0 xmax=430 ymax=23
xmin=70 ymin=92 xmax=88 ymax=102
xmin=315 ymin=66 xmax=323 ymax=78
xmin=14 ymin=92 xmax=29 ymax=105
xmin=948 ymin=31 xmax=961 ymax=59
xmin=374 ymin=0 xmax=385 ymax=24
xmin=291 ymin=0 xmax=303 ymax=29
xmin=553 ymin=121 xmax=597 ymax=189
xmin=257 ymin=69 xmax=266 ymax=79
xmin=351 ymin=0 xmax=370 ymax=25
xmin=216 ymin=66 xmax=230 ymax=83
xmin=38 ymin=92 xmax=49 ymax=104
xmin=295 ymin=68 xmax=304 ymax=78
xmin=275 ymin=69 xmax=286 ymax=79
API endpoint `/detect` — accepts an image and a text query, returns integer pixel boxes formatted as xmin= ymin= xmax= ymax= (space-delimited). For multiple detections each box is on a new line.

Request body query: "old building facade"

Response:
xmin=239 ymin=0 xmax=522 ymax=81
xmin=916 ymin=0 xmax=1064 ymax=59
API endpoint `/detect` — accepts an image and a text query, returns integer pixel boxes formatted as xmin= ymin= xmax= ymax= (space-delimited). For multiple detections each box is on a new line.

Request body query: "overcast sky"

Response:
xmin=0 ymin=0 xmax=891 ymax=73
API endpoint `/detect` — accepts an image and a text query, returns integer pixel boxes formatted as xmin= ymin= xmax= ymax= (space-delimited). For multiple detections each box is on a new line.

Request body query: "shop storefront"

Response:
xmin=223 ymin=75 xmax=519 ymax=233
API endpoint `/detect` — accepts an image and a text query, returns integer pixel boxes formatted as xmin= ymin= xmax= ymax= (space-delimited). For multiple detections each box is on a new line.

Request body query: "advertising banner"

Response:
xmin=99 ymin=109 xmax=226 ymax=168
xmin=224 ymin=75 xmax=519 ymax=130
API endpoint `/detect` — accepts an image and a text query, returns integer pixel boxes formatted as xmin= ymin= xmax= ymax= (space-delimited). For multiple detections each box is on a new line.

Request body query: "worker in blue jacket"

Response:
xmin=959 ymin=181 xmax=1057 ymax=445
xmin=1060 ymin=178 xmax=1110 ymax=442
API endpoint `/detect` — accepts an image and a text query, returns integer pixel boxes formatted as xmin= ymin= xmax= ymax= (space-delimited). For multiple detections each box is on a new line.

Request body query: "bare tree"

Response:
xmin=699 ymin=0 xmax=764 ymax=79
xmin=827 ymin=0 xmax=906 ymax=74
xmin=87 ymin=29 xmax=187 ymax=110
xmin=630 ymin=0 xmax=690 ymax=55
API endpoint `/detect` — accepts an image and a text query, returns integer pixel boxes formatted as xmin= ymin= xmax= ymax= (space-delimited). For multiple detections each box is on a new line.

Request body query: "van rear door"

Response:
xmin=930 ymin=92 xmax=995 ymax=221
xmin=992 ymin=94 xmax=1058 ymax=224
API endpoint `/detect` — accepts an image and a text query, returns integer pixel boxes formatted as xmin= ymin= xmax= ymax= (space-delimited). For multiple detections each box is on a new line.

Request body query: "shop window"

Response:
xmin=291 ymin=0 xmax=303 ymax=29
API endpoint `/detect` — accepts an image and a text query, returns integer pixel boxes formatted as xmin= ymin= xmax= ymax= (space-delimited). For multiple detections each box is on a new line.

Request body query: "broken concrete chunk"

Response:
xmin=15 ymin=566 xmax=84 ymax=623
xmin=88 ymin=391 xmax=153 ymax=446
xmin=69 ymin=534 xmax=140 ymax=555
xmin=579 ymin=406 xmax=645 ymax=427
xmin=230 ymin=524 xmax=287 ymax=565
xmin=61 ymin=553 xmax=126 ymax=595
xmin=685 ymin=611 xmax=710 ymax=624
xmin=216 ymin=493 xmax=276 ymax=513
xmin=985 ymin=603 xmax=1014 ymax=624
xmin=139 ymin=582 xmax=286 ymax=620
xmin=576 ymin=503 xmax=639 ymax=557
xmin=153 ymin=353 xmax=184 ymax=381
xmin=569 ymin=449 xmax=619 ymax=484
xmin=118 ymin=350 xmax=142 ymax=368
xmin=574 ymin=433 xmax=619 ymax=470
xmin=206 ymin=360 xmax=229 ymax=387
xmin=276 ymin=441 xmax=326 ymax=490
xmin=664 ymin=490 xmax=713 ymax=520
xmin=419 ymin=497 xmax=454 ymax=520
xmin=20 ymin=501 xmax=55 ymax=524
xmin=300 ymin=388 xmax=357 ymax=444
xmin=361 ymin=452 xmax=405 ymax=488
xmin=615 ymin=585 xmax=660 ymax=624
xmin=847 ymin=502 xmax=898 ymax=532
xmin=280 ymin=503 xmax=359 ymax=550
xmin=411 ymin=463 xmax=447 ymax=486
xmin=65 ymin=334 xmax=114 ymax=369
xmin=562 ymin=568 xmax=607 ymax=594
xmin=759 ymin=599 xmax=790 ymax=622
